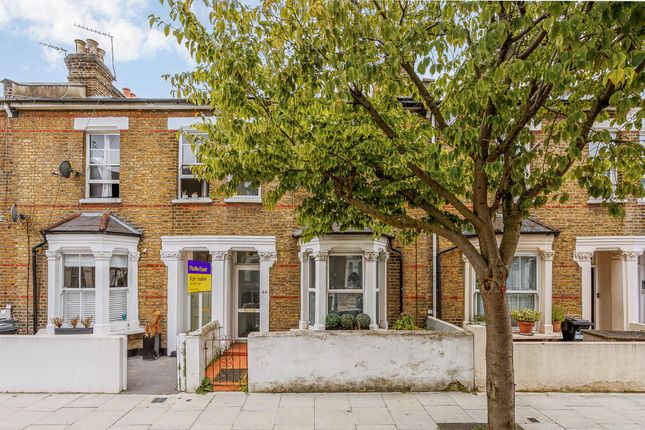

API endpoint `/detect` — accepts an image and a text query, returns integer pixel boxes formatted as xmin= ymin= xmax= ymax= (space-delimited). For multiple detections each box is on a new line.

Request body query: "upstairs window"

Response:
xmin=588 ymin=138 xmax=617 ymax=203
xmin=179 ymin=134 xmax=209 ymax=199
xmin=225 ymin=178 xmax=261 ymax=203
xmin=87 ymin=133 xmax=120 ymax=199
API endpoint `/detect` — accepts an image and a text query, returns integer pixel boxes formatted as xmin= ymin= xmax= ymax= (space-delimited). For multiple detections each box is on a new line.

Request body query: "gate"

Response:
xmin=203 ymin=333 xmax=248 ymax=391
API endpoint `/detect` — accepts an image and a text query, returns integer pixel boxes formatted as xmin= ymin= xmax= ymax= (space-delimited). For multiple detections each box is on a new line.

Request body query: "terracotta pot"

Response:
xmin=518 ymin=321 xmax=535 ymax=334
xmin=552 ymin=320 xmax=562 ymax=333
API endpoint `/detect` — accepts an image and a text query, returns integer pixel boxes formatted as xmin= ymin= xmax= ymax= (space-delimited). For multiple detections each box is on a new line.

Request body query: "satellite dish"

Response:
xmin=10 ymin=204 xmax=27 ymax=222
xmin=53 ymin=160 xmax=80 ymax=178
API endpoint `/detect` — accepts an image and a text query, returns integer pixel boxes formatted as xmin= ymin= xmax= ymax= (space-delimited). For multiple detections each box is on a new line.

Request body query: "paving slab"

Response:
xmin=315 ymin=393 xmax=351 ymax=411
xmin=274 ymin=406 xmax=315 ymax=425
xmin=424 ymin=405 xmax=472 ymax=423
xmin=280 ymin=393 xmax=315 ymax=408
xmin=242 ymin=393 xmax=281 ymax=411
xmin=389 ymin=409 xmax=438 ymax=430
xmin=195 ymin=406 xmax=242 ymax=426
xmin=127 ymin=356 xmax=178 ymax=395
xmin=352 ymin=407 xmax=395 ymax=425
xmin=35 ymin=407 xmax=93 ymax=425
xmin=349 ymin=393 xmax=387 ymax=408
xmin=149 ymin=409 xmax=201 ymax=429
xmin=315 ymin=408 xmax=354 ymax=429
xmin=67 ymin=410 xmax=126 ymax=430
xmin=210 ymin=393 xmax=248 ymax=407
xmin=232 ymin=410 xmax=276 ymax=429
xmin=23 ymin=394 xmax=81 ymax=411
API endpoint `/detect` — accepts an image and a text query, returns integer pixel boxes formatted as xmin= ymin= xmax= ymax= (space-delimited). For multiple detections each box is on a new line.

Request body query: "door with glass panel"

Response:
xmin=189 ymin=251 xmax=212 ymax=332
xmin=234 ymin=266 xmax=260 ymax=337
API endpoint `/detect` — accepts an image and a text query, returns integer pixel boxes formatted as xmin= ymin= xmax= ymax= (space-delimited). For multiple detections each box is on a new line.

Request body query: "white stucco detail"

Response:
xmin=73 ymin=116 xmax=129 ymax=130
xmin=167 ymin=116 xmax=217 ymax=130
xmin=160 ymin=236 xmax=277 ymax=355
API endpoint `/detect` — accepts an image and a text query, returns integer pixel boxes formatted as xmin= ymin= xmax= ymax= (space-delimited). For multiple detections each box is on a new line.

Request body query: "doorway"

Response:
xmin=234 ymin=251 xmax=260 ymax=337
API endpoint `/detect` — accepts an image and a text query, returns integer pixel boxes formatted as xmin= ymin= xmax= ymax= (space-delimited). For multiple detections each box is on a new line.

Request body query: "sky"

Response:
xmin=0 ymin=0 xmax=198 ymax=98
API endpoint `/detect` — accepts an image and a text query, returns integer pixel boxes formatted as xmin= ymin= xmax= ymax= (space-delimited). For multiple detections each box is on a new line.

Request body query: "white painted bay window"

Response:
xmin=299 ymin=234 xmax=389 ymax=330
xmin=87 ymin=133 xmax=120 ymax=199
xmin=109 ymin=254 xmax=129 ymax=322
xmin=178 ymin=134 xmax=210 ymax=201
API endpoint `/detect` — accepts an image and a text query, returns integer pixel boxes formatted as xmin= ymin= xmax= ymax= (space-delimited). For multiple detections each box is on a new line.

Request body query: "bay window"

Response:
xmin=62 ymin=254 xmax=96 ymax=321
xmin=328 ymin=255 xmax=363 ymax=316
xmin=87 ymin=133 xmax=120 ymax=199
xmin=473 ymin=256 xmax=538 ymax=325
xmin=308 ymin=256 xmax=316 ymax=326
xmin=179 ymin=134 xmax=209 ymax=200
xmin=109 ymin=254 xmax=128 ymax=322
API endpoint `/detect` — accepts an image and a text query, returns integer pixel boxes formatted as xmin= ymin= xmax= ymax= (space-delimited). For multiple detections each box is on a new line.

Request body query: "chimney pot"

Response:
xmin=122 ymin=87 xmax=131 ymax=97
xmin=96 ymin=47 xmax=105 ymax=63
xmin=74 ymin=39 xmax=86 ymax=54
xmin=86 ymin=38 xmax=98 ymax=54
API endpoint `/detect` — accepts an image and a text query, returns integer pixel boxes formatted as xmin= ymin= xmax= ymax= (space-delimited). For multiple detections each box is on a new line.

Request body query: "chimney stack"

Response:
xmin=65 ymin=38 xmax=121 ymax=97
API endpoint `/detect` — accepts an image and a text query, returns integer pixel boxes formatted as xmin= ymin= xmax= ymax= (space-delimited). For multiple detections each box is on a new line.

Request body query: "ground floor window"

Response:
xmin=308 ymin=255 xmax=316 ymax=326
xmin=109 ymin=254 xmax=128 ymax=322
xmin=63 ymin=254 xmax=95 ymax=321
xmin=328 ymin=255 xmax=363 ymax=316
xmin=473 ymin=255 xmax=538 ymax=324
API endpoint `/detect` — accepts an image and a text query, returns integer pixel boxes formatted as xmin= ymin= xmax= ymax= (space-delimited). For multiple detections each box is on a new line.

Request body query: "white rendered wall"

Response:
xmin=177 ymin=320 xmax=220 ymax=392
xmin=467 ymin=324 xmax=645 ymax=392
xmin=248 ymin=330 xmax=474 ymax=392
xmin=0 ymin=334 xmax=127 ymax=393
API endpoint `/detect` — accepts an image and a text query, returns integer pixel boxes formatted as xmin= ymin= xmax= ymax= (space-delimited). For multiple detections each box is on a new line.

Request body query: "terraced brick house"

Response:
xmin=1 ymin=39 xmax=643 ymax=357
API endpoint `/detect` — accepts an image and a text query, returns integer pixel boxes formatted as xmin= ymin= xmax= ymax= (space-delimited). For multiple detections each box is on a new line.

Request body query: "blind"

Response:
xmin=64 ymin=254 xmax=94 ymax=267
xmin=109 ymin=289 xmax=128 ymax=321
xmin=110 ymin=254 xmax=128 ymax=268
xmin=63 ymin=290 xmax=81 ymax=321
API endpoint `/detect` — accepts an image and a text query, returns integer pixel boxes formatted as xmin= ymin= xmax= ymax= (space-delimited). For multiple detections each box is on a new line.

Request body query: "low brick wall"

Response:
xmin=248 ymin=328 xmax=474 ymax=393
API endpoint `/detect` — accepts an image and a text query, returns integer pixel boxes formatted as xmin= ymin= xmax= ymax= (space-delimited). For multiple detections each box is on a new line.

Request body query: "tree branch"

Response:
xmin=401 ymin=61 xmax=448 ymax=131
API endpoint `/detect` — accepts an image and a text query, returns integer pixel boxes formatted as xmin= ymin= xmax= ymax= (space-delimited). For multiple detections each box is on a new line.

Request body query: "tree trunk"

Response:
xmin=482 ymin=273 xmax=516 ymax=430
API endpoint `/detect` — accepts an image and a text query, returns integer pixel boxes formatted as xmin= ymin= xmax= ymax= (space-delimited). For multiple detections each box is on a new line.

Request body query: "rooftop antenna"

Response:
xmin=39 ymin=42 xmax=67 ymax=56
xmin=74 ymin=23 xmax=117 ymax=80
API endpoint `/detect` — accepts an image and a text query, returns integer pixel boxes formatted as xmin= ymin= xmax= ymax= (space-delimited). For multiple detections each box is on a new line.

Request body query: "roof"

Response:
xmin=43 ymin=212 xmax=142 ymax=237
xmin=293 ymin=224 xmax=381 ymax=239
xmin=464 ymin=215 xmax=558 ymax=237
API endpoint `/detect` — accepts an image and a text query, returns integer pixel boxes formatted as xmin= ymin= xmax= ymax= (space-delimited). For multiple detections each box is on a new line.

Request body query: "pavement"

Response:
xmin=126 ymin=356 xmax=178 ymax=395
xmin=0 ymin=391 xmax=644 ymax=430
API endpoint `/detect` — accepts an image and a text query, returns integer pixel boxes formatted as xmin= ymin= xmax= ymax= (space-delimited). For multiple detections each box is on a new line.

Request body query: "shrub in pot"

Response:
xmin=340 ymin=313 xmax=356 ymax=330
xmin=552 ymin=305 xmax=565 ymax=333
xmin=325 ymin=312 xmax=341 ymax=330
xmin=143 ymin=311 xmax=162 ymax=360
xmin=356 ymin=313 xmax=371 ymax=329
xmin=511 ymin=308 xmax=541 ymax=335
xmin=393 ymin=313 xmax=418 ymax=330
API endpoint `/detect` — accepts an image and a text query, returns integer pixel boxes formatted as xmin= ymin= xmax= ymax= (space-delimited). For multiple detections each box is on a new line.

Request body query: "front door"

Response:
xmin=235 ymin=268 xmax=260 ymax=337
xmin=189 ymin=251 xmax=212 ymax=332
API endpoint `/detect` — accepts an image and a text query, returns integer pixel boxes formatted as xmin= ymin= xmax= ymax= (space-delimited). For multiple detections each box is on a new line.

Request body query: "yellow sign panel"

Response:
xmin=187 ymin=260 xmax=212 ymax=293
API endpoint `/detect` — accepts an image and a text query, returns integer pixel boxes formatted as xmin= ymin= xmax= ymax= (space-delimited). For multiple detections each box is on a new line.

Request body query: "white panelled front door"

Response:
xmin=234 ymin=267 xmax=260 ymax=337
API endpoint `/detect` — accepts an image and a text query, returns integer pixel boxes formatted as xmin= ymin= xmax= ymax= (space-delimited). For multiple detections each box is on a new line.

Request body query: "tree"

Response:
xmin=153 ymin=1 xmax=645 ymax=428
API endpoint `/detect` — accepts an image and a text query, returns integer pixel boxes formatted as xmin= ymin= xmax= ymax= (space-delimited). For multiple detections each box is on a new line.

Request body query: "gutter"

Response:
xmin=1 ymin=98 xmax=213 ymax=112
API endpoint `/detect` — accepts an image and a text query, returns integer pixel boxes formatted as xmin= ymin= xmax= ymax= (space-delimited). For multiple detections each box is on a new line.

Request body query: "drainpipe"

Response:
xmin=436 ymin=245 xmax=458 ymax=320
xmin=431 ymin=233 xmax=437 ymax=317
xmin=31 ymin=239 xmax=47 ymax=334
xmin=387 ymin=237 xmax=404 ymax=315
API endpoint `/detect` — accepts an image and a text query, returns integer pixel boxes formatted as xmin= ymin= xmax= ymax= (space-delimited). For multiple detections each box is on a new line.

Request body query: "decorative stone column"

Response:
xmin=45 ymin=250 xmax=62 ymax=334
xmin=574 ymin=251 xmax=594 ymax=321
xmin=92 ymin=250 xmax=113 ymax=335
xmin=127 ymin=251 xmax=140 ymax=329
xmin=364 ymin=251 xmax=379 ymax=329
xmin=259 ymin=251 xmax=277 ymax=333
xmin=610 ymin=251 xmax=627 ymax=330
xmin=312 ymin=252 xmax=328 ymax=330
xmin=462 ymin=254 xmax=472 ymax=324
xmin=298 ymin=252 xmax=309 ymax=330
xmin=378 ymin=252 xmax=389 ymax=329
xmin=623 ymin=251 xmax=640 ymax=328
xmin=539 ymin=250 xmax=555 ymax=334
xmin=210 ymin=250 xmax=231 ymax=336
xmin=161 ymin=250 xmax=184 ymax=355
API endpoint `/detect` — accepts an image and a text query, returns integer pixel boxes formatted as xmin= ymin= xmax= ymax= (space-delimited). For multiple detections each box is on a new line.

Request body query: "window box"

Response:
xmin=54 ymin=327 xmax=93 ymax=335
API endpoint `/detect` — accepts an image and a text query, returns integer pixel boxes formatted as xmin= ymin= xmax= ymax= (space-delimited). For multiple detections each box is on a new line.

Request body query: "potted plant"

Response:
xmin=511 ymin=308 xmax=541 ymax=335
xmin=53 ymin=315 xmax=93 ymax=334
xmin=552 ymin=305 xmax=565 ymax=333
xmin=143 ymin=310 xmax=162 ymax=360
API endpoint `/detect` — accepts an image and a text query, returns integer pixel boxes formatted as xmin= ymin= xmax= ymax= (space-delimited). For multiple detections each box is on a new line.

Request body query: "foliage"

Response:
xmin=552 ymin=305 xmax=566 ymax=322
xmin=69 ymin=316 xmax=80 ymax=328
xmin=356 ymin=313 xmax=371 ymax=329
xmin=325 ymin=312 xmax=341 ymax=330
xmin=393 ymin=313 xmax=418 ymax=330
xmin=196 ymin=377 xmax=213 ymax=394
xmin=340 ymin=313 xmax=356 ymax=330
xmin=472 ymin=314 xmax=486 ymax=325
xmin=511 ymin=308 xmax=542 ymax=323
xmin=51 ymin=317 xmax=63 ymax=329
xmin=80 ymin=316 xmax=92 ymax=328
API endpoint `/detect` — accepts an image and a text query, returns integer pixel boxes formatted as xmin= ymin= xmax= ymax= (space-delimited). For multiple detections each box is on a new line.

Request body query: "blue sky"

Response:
xmin=0 ymin=0 xmax=196 ymax=98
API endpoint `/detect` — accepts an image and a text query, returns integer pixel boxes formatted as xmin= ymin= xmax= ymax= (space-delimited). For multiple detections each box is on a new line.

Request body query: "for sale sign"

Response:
xmin=187 ymin=260 xmax=212 ymax=293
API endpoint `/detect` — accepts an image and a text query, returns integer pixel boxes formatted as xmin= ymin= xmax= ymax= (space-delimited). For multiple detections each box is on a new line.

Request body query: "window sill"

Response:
xmin=224 ymin=196 xmax=262 ymax=204
xmin=587 ymin=198 xmax=626 ymax=205
xmin=79 ymin=198 xmax=122 ymax=204
xmin=172 ymin=198 xmax=212 ymax=205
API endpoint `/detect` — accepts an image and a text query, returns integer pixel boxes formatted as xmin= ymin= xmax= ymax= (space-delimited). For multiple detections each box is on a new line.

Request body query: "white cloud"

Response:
xmin=0 ymin=0 xmax=189 ymax=65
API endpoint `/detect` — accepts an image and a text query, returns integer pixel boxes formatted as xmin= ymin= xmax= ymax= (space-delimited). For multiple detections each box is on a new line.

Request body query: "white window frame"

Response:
xmin=109 ymin=253 xmax=129 ymax=323
xmin=82 ymin=132 xmax=122 ymax=204
xmin=225 ymin=179 xmax=262 ymax=203
xmin=174 ymin=132 xmax=211 ymax=204
xmin=307 ymin=255 xmax=316 ymax=326
xmin=61 ymin=253 xmax=96 ymax=322
xmin=327 ymin=253 xmax=365 ymax=316
xmin=587 ymin=131 xmax=618 ymax=204
xmin=471 ymin=253 xmax=540 ymax=330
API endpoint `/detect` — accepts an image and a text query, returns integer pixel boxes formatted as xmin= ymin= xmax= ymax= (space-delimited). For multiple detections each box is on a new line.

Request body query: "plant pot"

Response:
xmin=517 ymin=321 xmax=535 ymax=335
xmin=142 ymin=333 xmax=161 ymax=360
xmin=55 ymin=327 xmax=93 ymax=335
xmin=552 ymin=320 xmax=562 ymax=333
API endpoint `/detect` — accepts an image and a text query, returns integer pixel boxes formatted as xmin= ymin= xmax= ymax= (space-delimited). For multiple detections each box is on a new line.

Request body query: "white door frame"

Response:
xmin=233 ymin=265 xmax=261 ymax=338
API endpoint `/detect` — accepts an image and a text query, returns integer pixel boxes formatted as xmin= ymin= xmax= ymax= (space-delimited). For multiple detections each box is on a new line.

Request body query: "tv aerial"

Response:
xmin=52 ymin=160 xmax=81 ymax=178
xmin=39 ymin=42 xmax=68 ymax=56
xmin=10 ymin=204 xmax=28 ymax=222
xmin=74 ymin=23 xmax=117 ymax=79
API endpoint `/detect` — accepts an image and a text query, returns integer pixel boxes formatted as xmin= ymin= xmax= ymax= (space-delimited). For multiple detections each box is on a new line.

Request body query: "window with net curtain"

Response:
xmin=179 ymin=134 xmax=209 ymax=199
xmin=473 ymin=255 xmax=537 ymax=325
xmin=87 ymin=134 xmax=120 ymax=198
xmin=109 ymin=254 xmax=128 ymax=322
xmin=63 ymin=254 xmax=95 ymax=321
